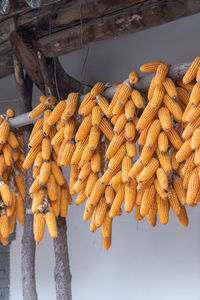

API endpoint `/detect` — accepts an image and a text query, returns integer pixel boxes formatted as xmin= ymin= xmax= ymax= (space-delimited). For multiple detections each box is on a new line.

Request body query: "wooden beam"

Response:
xmin=0 ymin=0 xmax=200 ymax=79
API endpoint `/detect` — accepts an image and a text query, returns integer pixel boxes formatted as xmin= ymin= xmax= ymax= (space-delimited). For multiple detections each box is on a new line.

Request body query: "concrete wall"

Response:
xmin=0 ymin=12 xmax=199 ymax=300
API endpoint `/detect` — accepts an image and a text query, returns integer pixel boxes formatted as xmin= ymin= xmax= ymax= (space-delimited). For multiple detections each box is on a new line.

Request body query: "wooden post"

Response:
xmin=13 ymin=54 xmax=38 ymax=300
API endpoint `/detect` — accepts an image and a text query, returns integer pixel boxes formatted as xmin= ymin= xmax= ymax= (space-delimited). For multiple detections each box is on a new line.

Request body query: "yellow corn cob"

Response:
xmin=7 ymin=131 xmax=19 ymax=149
xmin=129 ymin=71 xmax=139 ymax=84
xmin=32 ymin=188 xmax=45 ymax=213
xmin=135 ymin=205 xmax=144 ymax=221
xmin=99 ymin=118 xmax=114 ymax=141
xmin=154 ymin=63 xmax=169 ymax=85
xmin=128 ymin=160 xmax=143 ymax=178
xmin=106 ymin=132 xmax=125 ymax=159
xmin=47 ymin=100 xmax=66 ymax=125
xmin=29 ymin=103 xmax=47 ymax=119
xmin=56 ymin=119 xmax=65 ymax=131
xmin=177 ymin=87 xmax=190 ymax=105
xmin=109 ymin=183 xmax=125 ymax=218
xmin=136 ymin=102 xmax=157 ymax=132
xmin=3 ymin=144 xmax=11 ymax=166
xmin=75 ymin=190 xmax=87 ymax=205
xmin=182 ymin=56 xmax=200 ymax=84
xmin=97 ymin=96 xmax=112 ymax=120
xmin=59 ymin=142 xmax=75 ymax=166
xmin=171 ymin=149 xmax=179 ymax=170
xmin=0 ymin=155 xmax=5 ymax=176
xmin=176 ymin=138 xmax=192 ymax=163
xmin=105 ymin=186 xmax=115 ymax=205
xmin=196 ymin=65 xmax=200 ymax=83
xmin=13 ymin=148 xmax=20 ymax=162
xmin=163 ymin=94 xmax=183 ymax=122
xmin=124 ymin=179 xmax=137 ymax=213
xmin=95 ymin=197 xmax=107 ymax=227
xmin=87 ymin=179 xmax=105 ymax=207
xmin=51 ymin=127 xmax=64 ymax=146
xmin=131 ymin=89 xmax=144 ymax=108
xmin=110 ymin=170 xmax=122 ymax=187
xmin=124 ymin=122 xmax=135 ymax=141
xmin=39 ymin=162 xmax=51 ymax=185
xmin=113 ymin=113 xmax=126 ymax=134
xmin=125 ymin=141 xmax=136 ymax=157
xmin=88 ymin=126 xmax=100 ymax=151
xmin=139 ymin=143 xmax=157 ymax=166
xmin=137 ymin=158 xmax=159 ymax=183
xmin=45 ymin=96 xmax=57 ymax=106
xmin=75 ymin=115 xmax=92 ymax=142
xmin=186 ymin=167 xmax=199 ymax=205
xmin=125 ymin=99 xmax=135 ymax=121
xmin=146 ymin=199 xmax=157 ymax=227
xmin=78 ymin=162 xmax=91 ymax=181
xmin=85 ymin=172 xmax=98 ymax=197
xmin=16 ymin=133 xmax=24 ymax=150
xmin=150 ymin=84 xmax=165 ymax=110
xmin=147 ymin=76 xmax=156 ymax=100
xmin=15 ymin=194 xmax=24 ymax=226
xmin=64 ymin=93 xmax=79 ymax=118
xmin=116 ymin=83 xmax=132 ymax=107
xmin=177 ymin=205 xmax=188 ymax=227
xmin=30 ymin=118 xmax=43 ymax=141
xmin=51 ymin=161 xmax=65 ymax=186
xmin=34 ymin=151 xmax=43 ymax=169
xmin=108 ymin=145 xmax=126 ymax=170
xmin=0 ymin=215 xmax=9 ymax=238
xmin=0 ymin=182 xmax=12 ymax=206
xmin=6 ymin=191 xmax=16 ymax=217
xmin=29 ymin=129 xmax=43 ymax=148
xmin=42 ymin=109 xmax=51 ymax=136
xmin=6 ymin=108 xmax=15 ymax=118
xmin=79 ymin=99 xmax=96 ymax=117
xmin=163 ymin=77 xmax=178 ymax=99
xmin=154 ymin=177 xmax=168 ymax=200
xmin=69 ymin=164 xmax=79 ymax=195
xmin=71 ymin=138 xmax=88 ymax=165
xmin=156 ymin=168 xmax=168 ymax=191
xmin=156 ymin=193 xmax=169 ymax=224
xmin=145 ymin=119 xmax=161 ymax=148
xmin=80 ymin=144 xmax=94 ymax=164
xmin=0 ymin=121 xmax=10 ymax=144
xmin=140 ymin=60 xmax=163 ymax=73
xmin=46 ymin=174 xmax=57 ymax=201
xmin=33 ymin=165 xmax=40 ymax=178
xmin=140 ymin=184 xmax=156 ymax=216
xmin=49 ymin=126 xmax=57 ymax=140
xmin=15 ymin=173 xmax=25 ymax=200
xmin=83 ymin=203 xmax=95 ymax=222
xmin=91 ymin=152 xmax=101 ymax=173
xmin=173 ymin=177 xmax=186 ymax=205
xmin=136 ymin=190 xmax=144 ymax=206
xmin=182 ymin=118 xmax=200 ymax=140
xmin=191 ymin=128 xmax=200 ymax=150
xmin=112 ymin=101 xmax=124 ymax=116
xmin=168 ymin=188 xmax=181 ymax=215
xmin=101 ymin=210 xmax=112 ymax=240
xmin=91 ymin=107 xmax=102 ymax=129
xmin=45 ymin=211 xmax=58 ymax=238
xmin=91 ymin=82 xmax=105 ymax=97
xmin=64 ymin=119 xmax=76 ymax=141
xmin=156 ymin=148 xmax=172 ymax=174
xmin=137 ymin=175 xmax=155 ymax=191
xmin=182 ymin=152 xmax=195 ymax=175
xmin=90 ymin=208 xmax=97 ymax=232
xmin=158 ymin=132 xmax=168 ymax=152
xmin=73 ymin=178 xmax=87 ymax=193
xmin=138 ymin=125 xmax=150 ymax=147
xmin=185 ymin=104 xmax=200 ymax=123
xmin=50 ymin=184 xmax=61 ymax=216
xmin=167 ymin=128 xmax=183 ymax=149
xmin=122 ymin=156 xmax=132 ymax=183
xmin=60 ymin=187 xmax=69 ymax=217
xmin=183 ymin=170 xmax=192 ymax=189
xmin=78 ymin=93 xmax=95 ymax=115
xmin=158 ymin=107 xmax=172 ymax=132
xmin=188 ymin=83 xmax=200 ymax=106
xmin=195 ymin=147 xmax=200 ymax=166
xmin=41 ymin=137 xmax=51 ymax=161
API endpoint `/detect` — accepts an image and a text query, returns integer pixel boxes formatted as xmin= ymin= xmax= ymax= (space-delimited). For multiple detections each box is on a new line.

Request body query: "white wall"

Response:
xmin=1 ymin=12 xmax=199 ymax=300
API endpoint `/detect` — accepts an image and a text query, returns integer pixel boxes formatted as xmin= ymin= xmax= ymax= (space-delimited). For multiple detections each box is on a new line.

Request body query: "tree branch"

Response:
xmin=13 ymin=53 xmax=38 ymax=300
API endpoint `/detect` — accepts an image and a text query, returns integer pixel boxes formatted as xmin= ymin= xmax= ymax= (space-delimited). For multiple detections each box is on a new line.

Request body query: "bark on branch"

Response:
xmin=13 ymin=54 xmax=38 ymax=300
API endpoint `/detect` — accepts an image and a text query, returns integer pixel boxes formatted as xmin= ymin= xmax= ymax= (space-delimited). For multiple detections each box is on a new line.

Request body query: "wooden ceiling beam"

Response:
xmin=0 ymin=0 xmax=200 ymax=79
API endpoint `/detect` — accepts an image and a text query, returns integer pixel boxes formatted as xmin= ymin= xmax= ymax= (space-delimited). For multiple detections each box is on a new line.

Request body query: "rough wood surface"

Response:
xmin=0 ymin=0 xmax=200 ymax=78
xmin=13 ymin=54 xmax=38 ymax=300
xmin=53 ymin=217 xmax=72 ymax=300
